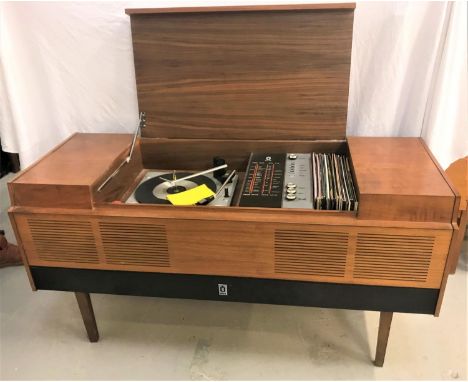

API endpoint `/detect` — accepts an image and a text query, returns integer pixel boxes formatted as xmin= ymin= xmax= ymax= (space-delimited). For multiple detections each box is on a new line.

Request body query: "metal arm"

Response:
xmin=97 ymin=112 xmax=145 ymax=192
xmin=159 ymin=164 xmax=228 ymax=186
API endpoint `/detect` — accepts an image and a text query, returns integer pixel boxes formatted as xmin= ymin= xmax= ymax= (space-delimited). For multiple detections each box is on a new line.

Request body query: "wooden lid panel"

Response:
xmin=348 ymin=137 xmax=455 ymax=222
xmin=129 ymin=7 xmax=354 ymax=140
xmin=348 ymin=137 xmax=454 ymax=197
xmin=126 ymin=4 xmax=356 ymax=15
xmin=12 ymin=134 xmax=132 ymax=186
xmin=8 ymin=133 xmax=135 ymax=209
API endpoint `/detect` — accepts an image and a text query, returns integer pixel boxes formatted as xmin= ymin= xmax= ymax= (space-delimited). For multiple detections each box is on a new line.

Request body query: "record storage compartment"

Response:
xmin=113 ymin=137 xmax=359 ymax=212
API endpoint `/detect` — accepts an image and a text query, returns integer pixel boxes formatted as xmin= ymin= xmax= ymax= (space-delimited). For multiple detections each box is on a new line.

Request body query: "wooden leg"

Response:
xmin=374 ymin=311 xmax=393 ymax=367
xmin=75 ymin=292 xmax=99 ymax=342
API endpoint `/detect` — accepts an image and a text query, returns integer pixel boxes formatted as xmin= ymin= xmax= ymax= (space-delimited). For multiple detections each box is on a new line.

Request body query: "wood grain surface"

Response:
xmin=13 ymin=212 xmax=452 ymax=290
xmin=348 ymin=137 xmax=455 ymax=223
xmin=140 ymin=138 xmax=347 ymax=170
xmin=75 ymin=292 xmax=99 ymax=342
xmin=126 ymin=4 xmax=356 ymax=15
xmin=445 ymin=157 xmax=468 ymax=273
xmin=8 ymin=133 xmax=134 ymax=208
xmin=374 ymin=311 xmax=393 ymax=367
xmin=445 ymin=157 xmax=467 ymax=211
xmin=129 ymin=8 xmax=354 ymax=140
xmin=12 ymin=134 xmax=132 ymax=186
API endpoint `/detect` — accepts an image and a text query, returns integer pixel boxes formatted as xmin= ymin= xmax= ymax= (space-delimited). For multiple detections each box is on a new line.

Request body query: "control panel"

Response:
xmin=239 ymin=153 xmax=285 ymax=208
xmin=239 ymin=153 xmax=312 ymax=208
xmin=282 ymin=153 xmax=313 ymax=209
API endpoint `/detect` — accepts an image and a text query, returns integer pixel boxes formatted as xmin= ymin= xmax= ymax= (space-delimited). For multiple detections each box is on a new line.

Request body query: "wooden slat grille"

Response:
xmin=353 ymin=233 xmax=435 ymax=282
xmin=28 ymin=219 xmax=99 ymax=263
xmin=274 ymin=230 xmax=348 ymax=277
xmin=100 ymin=222 xmax=169 ymax=267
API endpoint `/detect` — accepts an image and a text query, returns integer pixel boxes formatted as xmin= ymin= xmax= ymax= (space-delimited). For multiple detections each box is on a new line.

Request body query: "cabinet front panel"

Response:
xmin=15 ymin=214 xmax=452 ymax=289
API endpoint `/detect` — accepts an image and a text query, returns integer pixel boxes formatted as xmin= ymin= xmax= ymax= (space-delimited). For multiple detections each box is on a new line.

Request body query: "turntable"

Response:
xmin=126 ymin=168 xmax=238 ymax=206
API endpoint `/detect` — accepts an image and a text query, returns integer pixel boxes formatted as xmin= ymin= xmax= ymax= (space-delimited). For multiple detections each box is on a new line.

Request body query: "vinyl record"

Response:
xmin=134 ymin=172 xmax=218 ymax=205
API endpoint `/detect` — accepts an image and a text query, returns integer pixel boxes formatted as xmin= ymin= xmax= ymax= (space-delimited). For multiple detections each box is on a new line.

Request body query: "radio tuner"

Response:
xmin=239 ymin=153 xmax=313 ymax=209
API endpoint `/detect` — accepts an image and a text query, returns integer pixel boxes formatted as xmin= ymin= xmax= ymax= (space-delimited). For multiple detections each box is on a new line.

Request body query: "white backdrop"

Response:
xmin=0 ymin=1 xmax=467 ymax=169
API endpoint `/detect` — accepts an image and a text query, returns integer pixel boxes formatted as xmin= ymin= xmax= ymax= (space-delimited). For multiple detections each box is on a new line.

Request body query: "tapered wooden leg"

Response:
xmin=374 ymin=311 xmax=393 ymax=367
xmin=75 ymin=292 xmax=99 ymax=342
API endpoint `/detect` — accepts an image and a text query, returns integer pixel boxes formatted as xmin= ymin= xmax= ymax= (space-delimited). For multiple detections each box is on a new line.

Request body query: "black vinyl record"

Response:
xmin=134 ymin=172 xmax=218 ymax=205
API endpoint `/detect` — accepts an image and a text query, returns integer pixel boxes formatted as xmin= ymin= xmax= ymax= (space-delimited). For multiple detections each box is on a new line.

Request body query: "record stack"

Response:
xmin=312 ymin=153 xmax=358 ymax=211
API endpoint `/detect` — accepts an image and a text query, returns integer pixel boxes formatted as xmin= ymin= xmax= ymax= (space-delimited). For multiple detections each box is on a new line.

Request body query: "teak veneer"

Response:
xmin=8 ymin=3 xmax=463 ymax=367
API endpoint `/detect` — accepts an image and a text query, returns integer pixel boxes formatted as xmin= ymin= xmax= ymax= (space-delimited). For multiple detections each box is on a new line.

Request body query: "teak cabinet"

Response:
xmin=8 ymin=3 xmax=463 ymax=367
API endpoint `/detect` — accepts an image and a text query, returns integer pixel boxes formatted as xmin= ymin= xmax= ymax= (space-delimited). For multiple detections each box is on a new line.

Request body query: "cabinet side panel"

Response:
xmin=358 ymin=194 xmax=454 ymax=223
xmin=8 ymin=213 xmax=36 ymax=290
xmin=11 ymin=184 xmax=92 ymax=209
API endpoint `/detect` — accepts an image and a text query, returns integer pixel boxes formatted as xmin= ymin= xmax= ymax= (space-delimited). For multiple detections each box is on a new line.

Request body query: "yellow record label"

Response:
xmin=166 ymin=184 xmax=215 ymax=206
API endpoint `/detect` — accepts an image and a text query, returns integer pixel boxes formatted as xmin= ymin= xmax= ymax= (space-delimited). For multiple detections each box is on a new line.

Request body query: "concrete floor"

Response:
xmin=1 ymin=172 xmax=467 ymax=380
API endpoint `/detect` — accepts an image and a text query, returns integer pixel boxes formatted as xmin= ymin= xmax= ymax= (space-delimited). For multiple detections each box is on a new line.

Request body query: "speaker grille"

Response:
xmin=28 ymin=219 xmax=99 ymax=264
xmin=100 ymin=222 xmax=170 ymax=267
xmin=353 ymin=233 xmax=435 ymax=282
xmin=274 ymin=230 xmax=348 ymax=277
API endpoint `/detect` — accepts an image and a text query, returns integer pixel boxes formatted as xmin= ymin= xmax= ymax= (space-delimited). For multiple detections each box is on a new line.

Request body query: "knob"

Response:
xmin=288 ymin=154 xmax=297 ymax=160
xmin=286 ymin=194 xmax=296 ymax=201
xmin=286 ymin=183 xmax=296 ymax=188
xmin=213 ymin=156 xmax=227 ymax=180
xmin=287 ymin=188 xmax=296 ymax=195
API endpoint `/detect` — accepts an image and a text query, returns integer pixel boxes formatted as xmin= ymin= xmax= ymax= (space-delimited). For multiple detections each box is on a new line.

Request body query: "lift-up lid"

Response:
xmin=126 ymin=4 xmax=355 ymax=141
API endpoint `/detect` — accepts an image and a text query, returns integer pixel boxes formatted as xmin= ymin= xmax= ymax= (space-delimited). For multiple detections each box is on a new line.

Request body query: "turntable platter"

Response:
xmin=134 ymin=172 xmax=218 ymax=205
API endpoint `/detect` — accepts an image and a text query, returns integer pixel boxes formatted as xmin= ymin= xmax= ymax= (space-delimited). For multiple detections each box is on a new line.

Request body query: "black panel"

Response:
xmin=239 ymin=153 xmax=285 ymax=208
xmin=31 ymin=267 xmax=438 ymax=314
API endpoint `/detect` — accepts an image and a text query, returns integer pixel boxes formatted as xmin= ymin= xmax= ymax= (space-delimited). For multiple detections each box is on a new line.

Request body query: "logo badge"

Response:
xmin=218 ymin=284 xmax=228 ymax=296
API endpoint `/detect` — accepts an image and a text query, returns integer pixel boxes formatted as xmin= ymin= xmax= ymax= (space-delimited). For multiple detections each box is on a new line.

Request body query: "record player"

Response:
xmin=8 ymin=3 xmax=464 ymax=366
xmin=125 ymin=169 xmax=237 ymax=206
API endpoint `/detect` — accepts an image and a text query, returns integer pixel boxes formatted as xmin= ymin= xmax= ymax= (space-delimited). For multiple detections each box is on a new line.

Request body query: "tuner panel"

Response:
xmin=282 ymin=153 xmax=314 ymax=209
xmin=239 ymin=153 xmax=286 ymax=208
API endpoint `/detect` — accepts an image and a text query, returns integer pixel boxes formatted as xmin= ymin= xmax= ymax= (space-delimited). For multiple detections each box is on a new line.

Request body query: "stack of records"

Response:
xmin=312 ymin=153 xmax=358 ymax=211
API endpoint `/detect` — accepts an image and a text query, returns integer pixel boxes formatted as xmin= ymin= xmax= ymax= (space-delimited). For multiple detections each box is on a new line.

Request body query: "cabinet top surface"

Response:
xmin=348 ymin=137 xmax=454 ymax=197
xmin=11 ymin=134 xmax=454 ymax=200
xmin=11 ymin=134 xmax=132 ymax=186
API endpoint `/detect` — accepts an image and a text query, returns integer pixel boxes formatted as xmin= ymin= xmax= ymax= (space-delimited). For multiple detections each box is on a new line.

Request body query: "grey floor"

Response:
xmin=1 ymin=172 xmax=467 ymax=380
